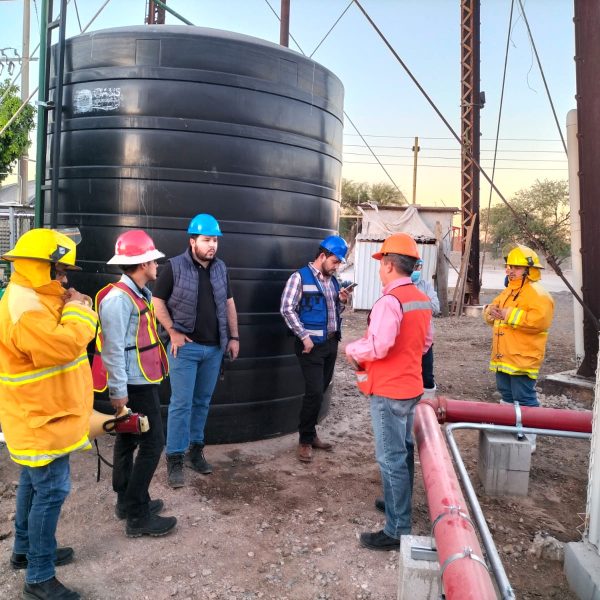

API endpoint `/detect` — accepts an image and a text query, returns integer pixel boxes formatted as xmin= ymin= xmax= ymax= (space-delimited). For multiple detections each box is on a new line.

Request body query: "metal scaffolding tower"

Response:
xmin=460 ymin=0 xmax=482 ymax=306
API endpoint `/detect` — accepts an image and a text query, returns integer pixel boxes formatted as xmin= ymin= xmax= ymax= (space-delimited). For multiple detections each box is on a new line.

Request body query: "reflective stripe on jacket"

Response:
xmin=483 ymin=278 xmax=554 ymax=379
xmin=92 ymin=281 xmax=168 ymax=393
xmin=0 ymin=274 xmax=98 ymax=467
xmin=297 ymin=265 xmax=341 ymax=344
xmin=357 ymin=283 xmax=431 ymax=399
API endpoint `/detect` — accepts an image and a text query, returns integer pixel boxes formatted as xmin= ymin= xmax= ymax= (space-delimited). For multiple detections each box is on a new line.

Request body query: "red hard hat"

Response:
xmin=107 ymin=230 xmax=165 ymax=265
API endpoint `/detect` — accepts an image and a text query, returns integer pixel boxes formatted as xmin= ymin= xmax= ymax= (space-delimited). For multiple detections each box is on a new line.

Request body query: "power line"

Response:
xmin=481 ymin=0 xmax=515 ymax=280
xmin=344 ymin=161 xmax=566 ymax=172
xmin=343 ymin=151 xmax=567 ymax=163
xmin=262 ymin=0 xmax=404 ymax=197
xmin=516 ymin=0 xmax=568 ymax=155
xmin=343 ymin=143 xmax=566 ymax=154
xmin=309 ymin=0 xmax=353 ymax=58
xmin=342 ymin=134 xmax=566 ymax=142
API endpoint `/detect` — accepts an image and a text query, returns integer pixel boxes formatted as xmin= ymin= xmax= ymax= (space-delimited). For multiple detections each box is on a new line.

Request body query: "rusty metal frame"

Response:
xmin=460 ymin=0 xmax=481 ymax=305
xmin=146 ymin=0 xmax=166 ymax=25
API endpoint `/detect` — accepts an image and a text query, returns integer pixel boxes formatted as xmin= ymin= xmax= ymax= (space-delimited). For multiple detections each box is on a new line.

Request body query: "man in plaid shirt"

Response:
xmin=280 ymin=235 xmax=351 ymax=463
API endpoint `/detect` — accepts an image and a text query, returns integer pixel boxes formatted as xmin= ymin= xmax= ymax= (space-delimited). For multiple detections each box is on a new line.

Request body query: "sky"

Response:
xmin=0 ymin=0 xmax=575 ymax=210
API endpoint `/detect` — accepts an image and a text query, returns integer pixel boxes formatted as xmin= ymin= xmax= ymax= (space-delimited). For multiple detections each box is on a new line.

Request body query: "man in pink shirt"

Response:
xmin=346 ymin=233 xmax=432 ymax=551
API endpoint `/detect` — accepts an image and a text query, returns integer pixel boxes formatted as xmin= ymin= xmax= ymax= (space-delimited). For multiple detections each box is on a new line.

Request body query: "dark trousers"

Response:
xmin=295 ymin=337 xmax=338 ymax=444
xmin=112 ymin=384 xmax=164 ymax=519
xmin=422 ymin=345 xmax=435 ymax=389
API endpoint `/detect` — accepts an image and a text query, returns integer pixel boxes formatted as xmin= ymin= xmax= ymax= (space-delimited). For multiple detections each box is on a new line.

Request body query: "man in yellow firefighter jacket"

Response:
xmin=483 ymin=245 xmax=554 ymax=449
xmin=0 ymin=228 xmax=98 ymax=600
xmin=92 ymin=230 xmax=176 ymax=538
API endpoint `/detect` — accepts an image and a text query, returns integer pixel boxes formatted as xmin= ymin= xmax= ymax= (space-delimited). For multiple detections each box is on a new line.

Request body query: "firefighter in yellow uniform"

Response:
xmin=0 ymin=228 xmax=98 ymax=600
xmin=483 ymin=245 xmax=554 ymax=450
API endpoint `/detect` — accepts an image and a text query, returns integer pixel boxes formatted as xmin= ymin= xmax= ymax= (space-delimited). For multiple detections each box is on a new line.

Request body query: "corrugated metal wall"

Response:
xmin=353 ymin=240 xmax=437 ymax=310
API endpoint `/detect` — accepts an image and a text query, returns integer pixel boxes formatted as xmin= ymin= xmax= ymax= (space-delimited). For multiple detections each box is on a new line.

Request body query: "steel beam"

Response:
xmin=460 ymin=0 xmax=481 ymax=305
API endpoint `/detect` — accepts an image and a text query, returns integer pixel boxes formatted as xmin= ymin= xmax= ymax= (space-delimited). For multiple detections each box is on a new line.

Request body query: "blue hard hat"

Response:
xmin=188 ymin=214 xmax=222 ymax=237
xmin=320 ymin=235 xmax=348 ymax=261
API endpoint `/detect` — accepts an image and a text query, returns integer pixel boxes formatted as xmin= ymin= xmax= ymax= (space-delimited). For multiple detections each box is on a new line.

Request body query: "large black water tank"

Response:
xmin=45 ymin=26 xmax=344 ymax=443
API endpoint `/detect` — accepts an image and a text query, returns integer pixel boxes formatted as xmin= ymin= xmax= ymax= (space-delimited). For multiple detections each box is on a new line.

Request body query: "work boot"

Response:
xmin=186 ymin=443 xmax=213 ymax=474
xmin=166 ymin=454 xmax=184 ymax=488
xmin=12 ymin=547 xmax=74 ymax=570
xmin=311 ymin=436 xmax=333 ymax=451
xmin=126 ymin=513 xmax=177 ymax=538
xmin=23 ymin=576 xmax=80 ymax=600
xmin=297 ymin=443 xmax=312 ymax=463
xmin=115 ymin=498 xmax=164 ymax=520
xmin=359 ymin=529 xmax=401 ymax=551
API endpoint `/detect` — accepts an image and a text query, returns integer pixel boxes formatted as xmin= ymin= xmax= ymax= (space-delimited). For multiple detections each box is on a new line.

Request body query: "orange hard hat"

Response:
xmin=372 ymin=233 xmax=420 ymax=260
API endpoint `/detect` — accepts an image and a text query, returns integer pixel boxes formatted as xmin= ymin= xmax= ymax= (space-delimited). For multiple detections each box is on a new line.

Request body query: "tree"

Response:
xmin=481 ymin=179 xmax=571 ymax=263
xmin=0 ymin=80 xmax=36 ymax=184
xmin=341 ymin=179 xmax=406 ymax=215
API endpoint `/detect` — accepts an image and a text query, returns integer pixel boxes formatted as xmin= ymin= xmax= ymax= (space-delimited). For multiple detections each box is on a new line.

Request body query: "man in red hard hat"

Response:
xmin=92 ymin=230 xmax=177 ymax=538
xmin=280 ymin=235 xmax=352 ymax=463
xmin=346 ymin=233 xmax=432 ymax=551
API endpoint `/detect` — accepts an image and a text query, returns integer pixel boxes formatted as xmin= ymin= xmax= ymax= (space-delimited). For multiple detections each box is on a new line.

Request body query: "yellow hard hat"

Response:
xmin=505 ymin=245 xmax=544 ymax=269
xmin=2 ymin=228 xmax=81 ymax=270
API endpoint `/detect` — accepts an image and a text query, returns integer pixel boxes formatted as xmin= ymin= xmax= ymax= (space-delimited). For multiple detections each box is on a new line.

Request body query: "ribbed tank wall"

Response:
xmin=45 ymin=26 xmax=344 ymax=443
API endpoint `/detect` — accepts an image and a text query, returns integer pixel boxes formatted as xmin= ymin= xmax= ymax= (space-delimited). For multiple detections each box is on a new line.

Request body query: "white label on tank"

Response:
xmin=73 ymin=89 xmax=93 ymax=113
xmin=73 ymin=87 xmax=121 ymax=114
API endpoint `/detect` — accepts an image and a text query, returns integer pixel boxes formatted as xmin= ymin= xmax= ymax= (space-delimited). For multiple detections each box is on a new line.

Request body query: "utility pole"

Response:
xmin=460 ymin=0 xmax=482 ymax=305
xmin=19 ymin=0 xmax=30 ymax=206
xmin=574 ymin=0 xmax=600 ymax=379
xmin=280 ymin=0 xmax=290 ymax=47
xmin=146 ymin=0 xmax=166 ymax=25
xmin=412 ymin=136 xmax=419 ymax=204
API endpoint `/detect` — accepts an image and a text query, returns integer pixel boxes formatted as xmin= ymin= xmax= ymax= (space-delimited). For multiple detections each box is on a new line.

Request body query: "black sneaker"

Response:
xmin=126 ymin=513 xmax=177 ymax=538
xmin=375 ymin=497 xmax=385 ymax=514
xmin=11 ymin=547 xmax=74 ymax=570
xmin=166 ymin=454 xmax=185 ymax=488
xmin=115 ymin=498 xmax=164 ymax=520
xmin=359 ymin=529 xmax=401 ymax=551
xmin=186 ymin=443 xmax=213 ymax=474
xmin=23 ymin=576 xmax=80 ymax=600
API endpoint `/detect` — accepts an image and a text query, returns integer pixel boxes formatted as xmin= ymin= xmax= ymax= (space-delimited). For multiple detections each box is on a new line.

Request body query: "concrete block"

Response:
xmin=478 ymin=431 xmax=531 ymax=496
xmin=565 ymin=541 xmax=600 ymax=600
xmin=398 ymin=535 xmax=441 ymax=600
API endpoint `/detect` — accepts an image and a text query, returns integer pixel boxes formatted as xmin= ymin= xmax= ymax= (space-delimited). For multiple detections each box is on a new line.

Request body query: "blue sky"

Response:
xmin=0 ymin=0 xmax=575 ymax=208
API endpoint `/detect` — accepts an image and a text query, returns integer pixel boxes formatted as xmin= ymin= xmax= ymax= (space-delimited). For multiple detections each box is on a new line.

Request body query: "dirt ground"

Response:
xmin=0 ymin=289 xmax=588 ymax=600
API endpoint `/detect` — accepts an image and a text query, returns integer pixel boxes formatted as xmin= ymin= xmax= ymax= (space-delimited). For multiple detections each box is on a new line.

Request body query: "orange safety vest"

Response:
xmin=356 ymin=283 xmax=431 ymax=400
xmin=92 ymin=282 xmax=168 ymax=392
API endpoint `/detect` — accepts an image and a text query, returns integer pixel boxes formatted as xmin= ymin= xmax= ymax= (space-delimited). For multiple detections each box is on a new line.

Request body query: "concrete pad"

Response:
xmin=538 ymin=370 xmax=594 ymax=408
xmin=565 ymin=541 xmax=600 ymax=600
xmin=478 ymin=431 xmax=531 ymax=496
xmin=398 ymin=535 xmax=441 ymax=600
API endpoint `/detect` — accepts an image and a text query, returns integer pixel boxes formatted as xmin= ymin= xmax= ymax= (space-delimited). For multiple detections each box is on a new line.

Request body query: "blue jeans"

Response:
xmin=370 ymin=395 xmax=420 ymax=539
xmin=14 ymin=455 xmax=71 ymax=584
xmin=166 ymin=342 xmax=224 ymax=455
xmin=495 ymin=372 xmax=539 ymax=407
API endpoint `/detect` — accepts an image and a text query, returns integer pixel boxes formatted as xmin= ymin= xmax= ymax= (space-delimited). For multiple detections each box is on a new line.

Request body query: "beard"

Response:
xmin=193 ymin=246 xmax=216 ymax=262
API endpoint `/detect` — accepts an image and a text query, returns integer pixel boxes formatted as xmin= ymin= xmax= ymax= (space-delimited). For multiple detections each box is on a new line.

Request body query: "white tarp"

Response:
xmin=356 ymin=204 xmax=436 ymax=241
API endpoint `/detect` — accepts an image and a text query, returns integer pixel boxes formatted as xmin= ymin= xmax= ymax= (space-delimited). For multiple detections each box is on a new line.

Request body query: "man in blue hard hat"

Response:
xmin=280 ymin=235 xmax=351 ymax=463
xmin=153 ymin=214 xmax=239 ymax=488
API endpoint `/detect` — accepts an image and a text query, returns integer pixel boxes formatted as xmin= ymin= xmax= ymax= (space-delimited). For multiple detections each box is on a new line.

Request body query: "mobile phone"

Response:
xmin=343 ymin=282 xmax=358 ymax=291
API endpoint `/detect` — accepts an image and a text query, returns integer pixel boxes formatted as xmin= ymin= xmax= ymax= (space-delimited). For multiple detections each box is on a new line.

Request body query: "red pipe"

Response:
xmin=422 ymin=396 xmax=592 ymax=433
xmin=415 ymin=402 xmax=497 ymax=600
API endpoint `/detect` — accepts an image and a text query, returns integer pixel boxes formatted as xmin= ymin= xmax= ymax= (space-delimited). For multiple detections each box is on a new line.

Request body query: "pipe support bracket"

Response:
xmin=440 ymin=546 xmax=489 ymax=578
